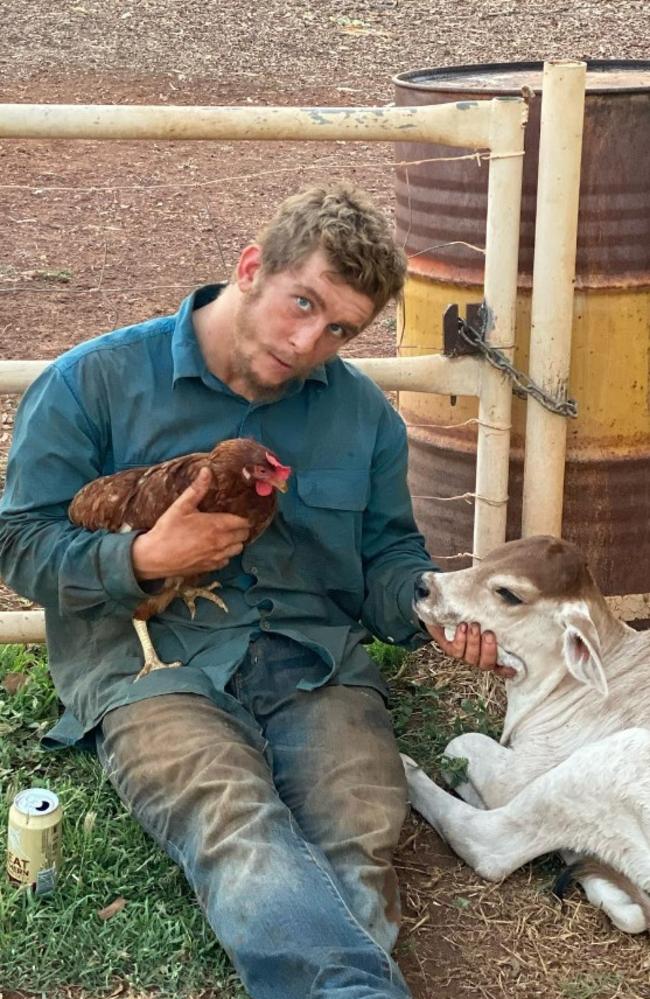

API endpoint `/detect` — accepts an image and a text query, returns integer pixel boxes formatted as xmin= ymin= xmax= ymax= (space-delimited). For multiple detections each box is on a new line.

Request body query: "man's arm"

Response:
xmin=0 ymin=363 xmax=148 ymax=618
xmin=359 ymin=405 xmax=436 ymax=647
xmin=360 ymin=404 xmax=513 ymax=675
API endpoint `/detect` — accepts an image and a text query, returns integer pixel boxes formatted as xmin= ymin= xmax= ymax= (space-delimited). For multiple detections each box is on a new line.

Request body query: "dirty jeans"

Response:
xmin=96 ymin=634 xmax=412 ymax=999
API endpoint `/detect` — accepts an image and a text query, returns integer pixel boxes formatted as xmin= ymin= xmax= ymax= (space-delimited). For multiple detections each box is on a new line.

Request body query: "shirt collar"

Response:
xmin=171 ymin=284 xmax=223 ymax=385
xmin=171 ymin=284 xmax=330 ymax=390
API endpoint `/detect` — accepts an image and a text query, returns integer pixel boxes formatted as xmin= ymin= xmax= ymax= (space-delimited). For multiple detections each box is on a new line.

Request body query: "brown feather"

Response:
xmin=68 ymin=438 xmax=290 ymax=623
xmin=69 ymin=438 xmax=285 ymax=540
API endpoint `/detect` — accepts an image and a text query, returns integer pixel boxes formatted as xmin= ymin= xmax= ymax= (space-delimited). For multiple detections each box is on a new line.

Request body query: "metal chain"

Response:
xmin=457 ymin=316 xmax=578 ymax=418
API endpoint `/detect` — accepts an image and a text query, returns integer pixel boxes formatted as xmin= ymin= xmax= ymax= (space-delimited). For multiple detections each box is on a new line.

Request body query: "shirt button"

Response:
xmin=387 ymin=636 xmax=394 ymax=643
xmin=250 ymin=566 xmax=258 ymax=575
xmin=261 ymin=620 xmax=271 ymax=630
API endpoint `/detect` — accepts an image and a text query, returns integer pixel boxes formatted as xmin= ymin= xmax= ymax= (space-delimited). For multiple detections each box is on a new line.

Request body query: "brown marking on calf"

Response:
xmin=556 ymin=858 xmax=650 ymax=926
xmin=480 ymin=536 xmax=599 ymax=600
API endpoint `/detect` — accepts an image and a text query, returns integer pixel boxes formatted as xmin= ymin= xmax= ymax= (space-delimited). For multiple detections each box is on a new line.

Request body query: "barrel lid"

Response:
xmin=14 ymin=788 xmax=60 ymax=815
xmin=394 ymin=60 xmax=650 ymax=94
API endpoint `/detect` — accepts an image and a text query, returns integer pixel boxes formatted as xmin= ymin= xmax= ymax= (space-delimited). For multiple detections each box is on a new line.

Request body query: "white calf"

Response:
xmin=407 ymin=535 xmax=650 ymax=933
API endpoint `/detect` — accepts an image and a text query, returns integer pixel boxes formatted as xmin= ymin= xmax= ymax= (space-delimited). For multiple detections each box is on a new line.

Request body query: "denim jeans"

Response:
xmin=96 ymin=634 xmax=412 ymax=999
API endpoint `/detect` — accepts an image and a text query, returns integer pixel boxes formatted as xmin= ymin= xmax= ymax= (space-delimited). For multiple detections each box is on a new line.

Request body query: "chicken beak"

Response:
xmin=267 ymin=460 xmax=291 ymax=493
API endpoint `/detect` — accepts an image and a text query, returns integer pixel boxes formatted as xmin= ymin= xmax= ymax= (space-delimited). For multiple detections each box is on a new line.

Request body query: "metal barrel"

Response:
xmin=394 ymin=61 xmax=650 ymax=598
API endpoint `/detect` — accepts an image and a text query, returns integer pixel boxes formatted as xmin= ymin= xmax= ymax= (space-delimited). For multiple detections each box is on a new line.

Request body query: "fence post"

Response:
xmin=522 ymin=61 xmax=587 ymax=538
xmin=472 ymin=96 xmax=526 ymax=561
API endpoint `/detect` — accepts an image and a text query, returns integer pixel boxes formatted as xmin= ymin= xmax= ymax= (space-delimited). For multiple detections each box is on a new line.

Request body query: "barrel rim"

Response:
xmin=393 ymin=59 xmax=650 ymax=94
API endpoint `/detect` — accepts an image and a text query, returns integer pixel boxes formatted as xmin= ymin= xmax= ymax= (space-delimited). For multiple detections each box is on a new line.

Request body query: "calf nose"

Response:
xmin=415 ymin=578 xmax=430 ymax=602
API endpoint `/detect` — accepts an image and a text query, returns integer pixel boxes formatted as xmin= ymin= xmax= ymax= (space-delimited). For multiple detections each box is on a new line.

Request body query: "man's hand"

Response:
xmin=425 ymin=622 xmax=517 ymax=679
xmin=131 ymin=467 xmax=251 ymax=580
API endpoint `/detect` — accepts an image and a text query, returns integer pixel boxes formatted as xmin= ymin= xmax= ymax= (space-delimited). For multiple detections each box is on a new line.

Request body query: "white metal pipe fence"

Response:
xmin=4 ymin=63 xmax=631 ymax=644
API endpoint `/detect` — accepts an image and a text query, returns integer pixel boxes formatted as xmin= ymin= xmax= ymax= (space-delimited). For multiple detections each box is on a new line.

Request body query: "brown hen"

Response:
xmin=68 ymin=437 xmax=291 ymax=680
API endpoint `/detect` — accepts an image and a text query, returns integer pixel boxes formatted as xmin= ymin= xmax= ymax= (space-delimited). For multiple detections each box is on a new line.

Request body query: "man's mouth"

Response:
xmin=268 ymin=352 xmax=294 ymax=372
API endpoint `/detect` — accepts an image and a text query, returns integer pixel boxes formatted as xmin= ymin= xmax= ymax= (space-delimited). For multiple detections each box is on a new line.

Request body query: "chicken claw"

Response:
xmin=182 ymin=580 xmax=229 ymax=618
xmin=132 ymin=618 xmax=182 ymax=681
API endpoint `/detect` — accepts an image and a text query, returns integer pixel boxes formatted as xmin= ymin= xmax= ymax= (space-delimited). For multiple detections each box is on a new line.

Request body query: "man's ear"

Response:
xmin=561 ymin=607 xmax=607 ymax=698
xmin=236 ymin=243 xmax=263 ymax=291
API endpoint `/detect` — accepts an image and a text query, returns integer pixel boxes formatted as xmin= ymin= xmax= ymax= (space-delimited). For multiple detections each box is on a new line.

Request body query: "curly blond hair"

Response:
xmin=255 ymin=183 xmax=407 ymax=318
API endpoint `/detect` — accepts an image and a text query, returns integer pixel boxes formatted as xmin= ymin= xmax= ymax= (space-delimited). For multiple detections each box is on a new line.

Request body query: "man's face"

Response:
xmin=230 ymin=246 xmax=376 ymax=400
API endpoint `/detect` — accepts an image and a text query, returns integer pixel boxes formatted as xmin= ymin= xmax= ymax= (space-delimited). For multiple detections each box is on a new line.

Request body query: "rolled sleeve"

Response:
xmin=56 ymin=529 xmax=150 ymax=616
xmin=97 ymin=532 xmax=148 ymax=605
xmin=395 ymin=568 xmax=428 ymax=632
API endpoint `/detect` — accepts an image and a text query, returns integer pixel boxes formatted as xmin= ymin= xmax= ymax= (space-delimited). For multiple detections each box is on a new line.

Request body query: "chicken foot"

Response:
xmin=132 ymin=617 xmax=182 ymax=681
xmin=131 ymin=582 xmax=228 ymax=681
xmin=181 ymin=580 xmax=229 ymax=618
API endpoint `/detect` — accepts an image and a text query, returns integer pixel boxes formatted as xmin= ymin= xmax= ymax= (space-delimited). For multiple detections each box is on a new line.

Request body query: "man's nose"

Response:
xmin=288 ymin=322 xmax=322 ymax=353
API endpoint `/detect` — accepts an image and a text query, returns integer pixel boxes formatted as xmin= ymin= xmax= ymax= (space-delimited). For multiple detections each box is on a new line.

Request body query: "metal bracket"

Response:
xmin=443 ymin=303 xmax=484 ymax=357
xmin=456 ymin=310 xmax=579 ymax=418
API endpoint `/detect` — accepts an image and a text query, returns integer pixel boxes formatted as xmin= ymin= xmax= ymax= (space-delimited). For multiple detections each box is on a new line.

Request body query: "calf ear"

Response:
xmin=561 ymin=608 xmax=607 ymax=698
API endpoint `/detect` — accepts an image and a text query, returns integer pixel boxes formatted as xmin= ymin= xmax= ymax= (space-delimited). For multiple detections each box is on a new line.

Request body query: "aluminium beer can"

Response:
xmin=6 ymin=787 xmax=63 ymax=894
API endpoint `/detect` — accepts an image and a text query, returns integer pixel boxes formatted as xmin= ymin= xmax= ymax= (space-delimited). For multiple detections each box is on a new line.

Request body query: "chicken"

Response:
xmin=68 ymin=437 xmax=291 ymax=680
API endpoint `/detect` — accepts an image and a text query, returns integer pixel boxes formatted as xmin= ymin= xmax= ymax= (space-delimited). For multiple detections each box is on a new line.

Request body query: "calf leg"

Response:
xmin=404 ymin=729 xmax=650 ymax=897
xmin=442 ymin=733 xmax=515 ymax=809
xmin=403 ymin=755 xmax=548 ymax=878
xmin=560 ymin=850 xmax=648 ymax=934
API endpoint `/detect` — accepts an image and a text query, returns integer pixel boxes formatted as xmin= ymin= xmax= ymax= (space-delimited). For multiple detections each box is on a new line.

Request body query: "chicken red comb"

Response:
xmin=265 ymin=451 xmax=292 ymax=480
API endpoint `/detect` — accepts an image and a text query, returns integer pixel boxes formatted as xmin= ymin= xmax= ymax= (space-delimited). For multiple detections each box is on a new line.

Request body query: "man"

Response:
xmin=0 ymin=184 xmax=501 ymax=999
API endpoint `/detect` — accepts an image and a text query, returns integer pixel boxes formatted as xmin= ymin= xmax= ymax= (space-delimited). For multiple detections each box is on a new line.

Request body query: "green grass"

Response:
xmin=0 ymin=645 xmax=243 ymax=998
xmin=559 ymin=973 xmax=623 ymax=999
xmin=1 ymin=640 xmax=501 ymax=998
xmin=369 ymin=639 xmax=502 ymax=785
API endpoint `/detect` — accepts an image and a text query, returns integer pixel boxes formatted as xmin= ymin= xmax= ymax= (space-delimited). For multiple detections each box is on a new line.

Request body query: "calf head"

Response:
xmin=415 ymin=536 xmax=608 ymax=702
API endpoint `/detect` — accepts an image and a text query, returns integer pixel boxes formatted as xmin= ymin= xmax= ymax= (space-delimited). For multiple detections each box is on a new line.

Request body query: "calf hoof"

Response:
xmin=400 ymin=753 xmax=421 ymax=773
xmin=581 ymin=877 xmax=649 ymax=934
xmin=607 ymin=902 xmax=647 ymax=935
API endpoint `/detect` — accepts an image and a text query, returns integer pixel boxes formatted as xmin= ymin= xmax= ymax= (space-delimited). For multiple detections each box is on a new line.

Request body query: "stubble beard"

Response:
xmin=232 ymin=293 xmax=318 ymax=401
xmin=231 ymin=302 xmax=288 ymax=402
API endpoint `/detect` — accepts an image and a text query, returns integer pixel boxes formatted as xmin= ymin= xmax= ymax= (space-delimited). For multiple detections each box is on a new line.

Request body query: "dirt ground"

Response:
xmin=1 ymin=2 xmax=649 ymax=997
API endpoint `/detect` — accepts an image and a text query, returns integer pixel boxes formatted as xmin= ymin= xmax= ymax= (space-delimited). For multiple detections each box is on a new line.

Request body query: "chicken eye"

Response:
xmin=495 ymin=586 xmax=524 ymax=606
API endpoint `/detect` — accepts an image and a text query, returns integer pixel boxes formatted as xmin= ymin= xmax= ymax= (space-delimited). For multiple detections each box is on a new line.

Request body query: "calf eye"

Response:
xmin=496 ymin=586 xmax=524 ymax=606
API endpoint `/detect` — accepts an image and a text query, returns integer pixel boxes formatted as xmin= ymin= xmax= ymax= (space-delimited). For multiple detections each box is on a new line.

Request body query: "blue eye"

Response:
xmin=328 ymin=324 xmax=347 ymax=339
xmin=295 ymin=296 xmax=311 ymax=311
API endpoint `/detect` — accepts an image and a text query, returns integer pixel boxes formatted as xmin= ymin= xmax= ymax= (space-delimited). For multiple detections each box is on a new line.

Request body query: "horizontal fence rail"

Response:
xmin=1 ymin=352 xmax=646 ymax=638
xmin=0 ymin=356 xmax=484 ymax=398
xmin=1 ymin=595 xmax=647 ymax=646
xmin=0 ymin=102 xmax=495 ymax=147
xmin=0 ymin=352 xmax=485 ymax=646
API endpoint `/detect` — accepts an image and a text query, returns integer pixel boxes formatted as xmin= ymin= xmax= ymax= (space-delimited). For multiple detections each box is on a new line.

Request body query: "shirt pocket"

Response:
xmin=296 ymin=469 xmax=370 ymax=512
xmin=286 ymin=469 xmax=370 ymax=591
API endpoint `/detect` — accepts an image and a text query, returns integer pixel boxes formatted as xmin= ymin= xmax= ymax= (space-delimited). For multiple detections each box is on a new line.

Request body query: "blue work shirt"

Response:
xmin=0 ymin=285 xmax=436 ymax=748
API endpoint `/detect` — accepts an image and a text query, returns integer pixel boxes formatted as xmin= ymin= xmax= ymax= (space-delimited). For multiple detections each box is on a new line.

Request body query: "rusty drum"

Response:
xmin=394 ymin=61 xmax=650 ymax=598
